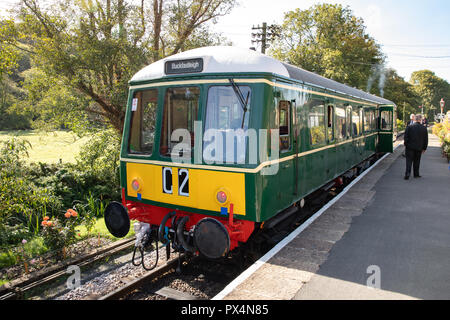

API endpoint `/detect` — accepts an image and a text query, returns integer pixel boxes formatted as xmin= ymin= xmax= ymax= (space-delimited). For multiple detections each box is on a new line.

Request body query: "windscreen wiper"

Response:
xmin=228 ymin=78 xmax=250 ymax=129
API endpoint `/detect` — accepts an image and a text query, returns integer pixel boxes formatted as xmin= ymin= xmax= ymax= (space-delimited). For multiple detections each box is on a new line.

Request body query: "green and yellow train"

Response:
xmin=105 ymin=46 xmax=396 ymax=261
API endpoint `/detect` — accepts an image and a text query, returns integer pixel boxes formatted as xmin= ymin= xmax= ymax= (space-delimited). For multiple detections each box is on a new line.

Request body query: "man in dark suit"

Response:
xmin=404 ymin=114 xmax=428 ymax=180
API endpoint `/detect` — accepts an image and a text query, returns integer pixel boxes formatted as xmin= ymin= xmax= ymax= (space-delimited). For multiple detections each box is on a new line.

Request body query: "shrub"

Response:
xmin=433 ymin=119 xmax=450 ymax=160
xmin=0 ymin=138 xmax=63 ymax=240
xmin=40 ymin=210 xmax=79 ymax=252
xmin=396 ymin=119 xmax=405 ymax=132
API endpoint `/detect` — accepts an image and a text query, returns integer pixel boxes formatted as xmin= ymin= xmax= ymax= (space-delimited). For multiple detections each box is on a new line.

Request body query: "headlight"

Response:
xmin=131 ymin=178 xmax=143 ymax=192
xmin=216 ymin=189 xmax=230 ymax=204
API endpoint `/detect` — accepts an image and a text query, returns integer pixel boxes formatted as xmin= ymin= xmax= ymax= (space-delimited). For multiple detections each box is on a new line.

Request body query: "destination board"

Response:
xmin=165 ymin=58 xmax=203 ymax=75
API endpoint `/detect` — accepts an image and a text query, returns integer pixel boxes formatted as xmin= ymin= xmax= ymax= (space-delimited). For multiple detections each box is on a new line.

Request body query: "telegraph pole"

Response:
xmin=251 ymin=23 xmax=281 ymax=54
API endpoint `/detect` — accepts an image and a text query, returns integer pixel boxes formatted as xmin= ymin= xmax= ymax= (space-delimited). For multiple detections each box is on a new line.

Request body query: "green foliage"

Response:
xmin=0 ymin=224 xmax=30 ymax=246
xmin=269 ymin=3 xmax=384 ymax=90
xmin=73 ymin=192 xmax=107 ymax=235
xmin=20 ymin=67 xmax=93 ymax=132
xmin=0 ymin=130 xmax=122 ymax=268
xmin=382 ymin=69 xmax=421 ymax=121
xmin=5 ymin=0 xmax=235 ymax=133
xmin=0 ymin=138 xmax=63 ymax=242
xmin=40 ymin=214 xmax=78 ymax=251
xmin=433 ymin=119 xmax=450 ymax=159
xmin=0 ymin=19 xmax=19 ymax=79
xmin=396 ymin=119 xmax=405 ymax=132
xmin=410 ymin=70 xmax=450 ymax=119
xmin=26 ymin=129 xmax=121 ymax=208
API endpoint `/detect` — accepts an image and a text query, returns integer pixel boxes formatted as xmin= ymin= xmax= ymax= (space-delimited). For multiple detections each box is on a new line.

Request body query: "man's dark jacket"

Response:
xmin=404 ymin=122 xmax=428 ymax=151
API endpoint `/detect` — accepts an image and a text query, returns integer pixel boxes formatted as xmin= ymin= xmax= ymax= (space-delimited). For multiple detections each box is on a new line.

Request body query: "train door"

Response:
xmin=278 ymin=99 xmax=295 ymax=203
xmin=378 ymin=105 xmax=394 ymax=153
xmin=291 ymin=100 xmax=300 ymax=197
xmin=346 ymin=105 xmax=353 ymax=166
xmin=305 ymin=99 xmax=327 ymax=193
xmin=325 ymin=104 xmax=336 ymax=181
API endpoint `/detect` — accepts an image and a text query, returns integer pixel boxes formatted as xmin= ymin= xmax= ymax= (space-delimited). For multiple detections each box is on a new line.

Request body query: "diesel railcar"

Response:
xmin=104 ymin=46 xmax=396 ymax=262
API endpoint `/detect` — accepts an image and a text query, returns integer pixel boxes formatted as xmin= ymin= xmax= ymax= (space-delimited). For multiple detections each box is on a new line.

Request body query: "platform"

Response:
xmin=214 ymin=134 xmax=450 ymax=300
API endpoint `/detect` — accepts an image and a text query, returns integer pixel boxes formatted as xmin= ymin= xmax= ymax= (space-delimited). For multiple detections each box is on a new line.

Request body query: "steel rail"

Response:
xmin=98 ymin=254 xmax=186 ymax=300
xmin=0 ymin=238 xmax=136 ymax=300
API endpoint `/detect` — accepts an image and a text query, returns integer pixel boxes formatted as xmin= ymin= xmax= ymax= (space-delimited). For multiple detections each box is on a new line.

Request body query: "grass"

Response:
xmin=0 ymin=130 xmax=89 ymax=164
xmin=76 ymin=217 xmax=135 ymax=240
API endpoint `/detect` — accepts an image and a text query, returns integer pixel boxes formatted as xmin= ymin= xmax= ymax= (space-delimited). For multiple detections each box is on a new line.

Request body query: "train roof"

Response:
xmin=130 ymin=46 xmax=394 ymax=106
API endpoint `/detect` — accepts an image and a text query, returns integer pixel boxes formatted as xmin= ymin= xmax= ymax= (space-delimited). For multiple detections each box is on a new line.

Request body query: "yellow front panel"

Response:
xmin=126 ymin=163 xmax=246 ymax=216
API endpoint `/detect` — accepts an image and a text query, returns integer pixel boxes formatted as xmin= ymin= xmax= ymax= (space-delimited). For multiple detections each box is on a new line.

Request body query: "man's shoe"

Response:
xmin=414 ymin=175 xmax=422 ymax=178
xmin=404 ymin=175 xmax=410 ymax=180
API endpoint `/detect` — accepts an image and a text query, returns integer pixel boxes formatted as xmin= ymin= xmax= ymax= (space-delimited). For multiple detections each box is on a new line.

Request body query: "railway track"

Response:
xmin=3 ymin=138 xmax=404 ymax=301
xmin=96 ymin=253 xmax=241 ymax=301
xmin=98 ymin=253 xmax=186 ymax=300
xmin=95 ymin=141 xmax=406 ymax=301
xmin=0 ymin=237 xmax=136 ymax=300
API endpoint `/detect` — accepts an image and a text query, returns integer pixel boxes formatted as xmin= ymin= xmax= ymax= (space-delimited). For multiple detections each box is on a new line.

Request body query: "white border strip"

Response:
xmin=212 ymin=146 xmax=399 ymax=300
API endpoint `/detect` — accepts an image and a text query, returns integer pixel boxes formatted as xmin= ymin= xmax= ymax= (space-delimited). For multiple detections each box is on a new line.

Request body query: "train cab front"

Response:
xmin=104 ymin=74 xmax=259 ymax=264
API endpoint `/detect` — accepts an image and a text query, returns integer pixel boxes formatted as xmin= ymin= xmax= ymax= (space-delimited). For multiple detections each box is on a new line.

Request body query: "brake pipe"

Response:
xmin=176 ymin=216 xmax=196 ymax=252
xmin=158 ymin=211 xmax=176 ymax=244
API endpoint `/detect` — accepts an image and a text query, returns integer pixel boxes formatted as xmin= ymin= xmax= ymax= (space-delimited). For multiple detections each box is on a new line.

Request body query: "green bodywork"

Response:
xmin=120 ymin=73 xmax=396 ymax=224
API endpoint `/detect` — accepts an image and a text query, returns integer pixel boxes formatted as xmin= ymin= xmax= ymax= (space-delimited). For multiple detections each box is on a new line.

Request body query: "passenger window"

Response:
xmin=364 ymin=108 xmax=371 ymax=133
xmin=346 ymin=106 xmax=352 ymax=138
xmin=336 ymin=106 xmax=346 ymax=140
xmin=359 ymin=108 xmax=364 ymax=135
xmin=279 ymin=101 xmax=291 ymax=152
xmin=308 ymin=100 xmax=326 ymax=146
xmin=352 ymin=109 xmax=360 ymax=137
xmin=327 ymin=105 xmax=334 ymax=142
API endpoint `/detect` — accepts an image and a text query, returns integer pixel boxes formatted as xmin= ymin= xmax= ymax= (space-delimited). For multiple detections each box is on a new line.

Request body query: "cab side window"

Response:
xmin=380 ymin=110 xmax=392 ymax=130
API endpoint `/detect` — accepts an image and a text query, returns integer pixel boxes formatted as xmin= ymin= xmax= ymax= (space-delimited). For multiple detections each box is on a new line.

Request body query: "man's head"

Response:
xmin=410 ymin=114 xmax=415 ymax=120
xmin=415 ymin=114 xmax=422 ymax=122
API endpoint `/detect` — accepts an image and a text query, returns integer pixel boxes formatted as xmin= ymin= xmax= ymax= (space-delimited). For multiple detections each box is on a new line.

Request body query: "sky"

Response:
xmin=208 ymin=0 xmax=450 ymax=83
xmin=1 ymin=0 xmax=450 ymax=83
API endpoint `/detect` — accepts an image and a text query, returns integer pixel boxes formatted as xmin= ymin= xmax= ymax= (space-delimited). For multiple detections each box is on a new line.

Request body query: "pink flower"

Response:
xmin=22 ymin=239 xmax=27 ymax=245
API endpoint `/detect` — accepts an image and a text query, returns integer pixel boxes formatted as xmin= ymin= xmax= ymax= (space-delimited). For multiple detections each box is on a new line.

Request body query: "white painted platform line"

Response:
xmin=212 ymin=148 xmax=397 ymax=300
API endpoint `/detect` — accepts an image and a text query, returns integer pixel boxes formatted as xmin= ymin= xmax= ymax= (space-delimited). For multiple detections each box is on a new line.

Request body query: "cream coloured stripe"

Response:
xmin=120 ymin=132 xmax=379 ymax=173
xmin=129 ymin=78 xmax=380 ymax=107
xmin=234 ymin=78 xmax=379 ymax=107
xmin=129 ymin=79 xmax=229 ymax=89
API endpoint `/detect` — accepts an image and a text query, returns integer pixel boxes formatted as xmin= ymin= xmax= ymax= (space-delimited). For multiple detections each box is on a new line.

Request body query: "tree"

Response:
xmin=0 ymin=19 xmax=20 ymax=114
xmin=410 ymin=70 xmax=450 ymax=119
xmin=5 ymin=0 xmax=235 ymax=133
xmin=382 ymin=69 xmax=421 ymax=121
xmin=21 ymin=67 xmax=93 ymax=132
xmin=269 ymin=3 xmax=384 ymax=90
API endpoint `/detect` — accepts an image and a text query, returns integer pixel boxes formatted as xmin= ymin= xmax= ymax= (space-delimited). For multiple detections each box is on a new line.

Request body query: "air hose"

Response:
xmin=132 ymin=235 xmax=159 ymax=271
xmin=159 ymin=211 xmax=176 ymax=244
xmin=176 ymin=216 xmax=196 ymax=252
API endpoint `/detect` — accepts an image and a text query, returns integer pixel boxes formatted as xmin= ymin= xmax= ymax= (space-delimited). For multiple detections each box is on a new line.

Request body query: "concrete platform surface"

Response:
xmin=220 ymin=134 xmax=450 ymax=300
